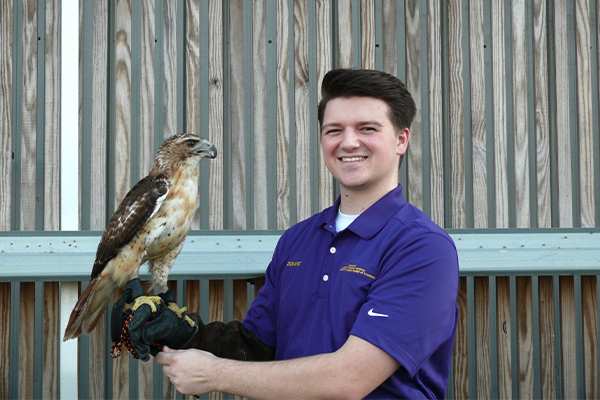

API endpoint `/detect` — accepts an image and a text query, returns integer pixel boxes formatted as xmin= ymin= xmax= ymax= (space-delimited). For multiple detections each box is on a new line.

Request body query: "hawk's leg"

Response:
xmin=147 ymin=239 xmax=186 ymax=293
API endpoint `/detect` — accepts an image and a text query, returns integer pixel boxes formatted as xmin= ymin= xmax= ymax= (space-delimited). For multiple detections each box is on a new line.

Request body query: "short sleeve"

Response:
xmin=349 ymin=232 xmax=459 ymax=377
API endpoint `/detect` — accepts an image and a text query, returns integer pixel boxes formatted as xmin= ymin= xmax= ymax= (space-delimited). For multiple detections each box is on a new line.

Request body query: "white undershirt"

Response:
xmin=335 ymin=207 xmax=359 ymax=232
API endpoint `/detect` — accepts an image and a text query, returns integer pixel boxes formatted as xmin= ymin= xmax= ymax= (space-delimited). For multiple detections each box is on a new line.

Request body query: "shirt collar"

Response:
xmin=319 ymin=184 xmax=407 ymax=239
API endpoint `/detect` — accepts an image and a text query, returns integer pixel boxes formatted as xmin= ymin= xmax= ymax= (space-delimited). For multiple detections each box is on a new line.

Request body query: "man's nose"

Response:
xmin=339 ymin=129 xmax=360 ymax=150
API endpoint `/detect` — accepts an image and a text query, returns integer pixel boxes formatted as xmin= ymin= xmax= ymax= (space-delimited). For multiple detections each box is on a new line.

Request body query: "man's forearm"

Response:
xmin=159 ymin=335 xmax=399 ymax=399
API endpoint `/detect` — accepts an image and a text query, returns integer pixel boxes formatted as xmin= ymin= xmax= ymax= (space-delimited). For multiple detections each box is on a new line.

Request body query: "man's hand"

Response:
xmin=156 ymin=346 xmax=219 ymax=396
xmin=110 ymin=279 xmax=197 ymax=361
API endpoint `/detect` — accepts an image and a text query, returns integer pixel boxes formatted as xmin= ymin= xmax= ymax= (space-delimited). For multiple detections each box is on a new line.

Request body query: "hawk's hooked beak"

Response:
xmin=198 ymin=142 xmax=217 ymax=159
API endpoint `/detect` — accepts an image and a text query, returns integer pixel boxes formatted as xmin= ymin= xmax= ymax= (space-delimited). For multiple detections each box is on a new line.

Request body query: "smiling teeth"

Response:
xmin=341 ymin=157 xmax=366 ymax=162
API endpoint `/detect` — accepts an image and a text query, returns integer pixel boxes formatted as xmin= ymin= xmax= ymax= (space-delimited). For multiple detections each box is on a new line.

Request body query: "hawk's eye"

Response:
xmin=185 ymin=139 xmax=197 ymax=148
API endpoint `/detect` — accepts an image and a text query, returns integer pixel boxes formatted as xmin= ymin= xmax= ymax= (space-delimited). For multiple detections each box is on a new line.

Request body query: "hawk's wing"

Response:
xmin=91 ymin=174 xmax=169 ymax=279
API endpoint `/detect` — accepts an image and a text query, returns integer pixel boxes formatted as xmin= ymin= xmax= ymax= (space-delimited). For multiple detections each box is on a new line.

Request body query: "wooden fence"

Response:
xmin=1 ymin=0 xmax=599 ymax=398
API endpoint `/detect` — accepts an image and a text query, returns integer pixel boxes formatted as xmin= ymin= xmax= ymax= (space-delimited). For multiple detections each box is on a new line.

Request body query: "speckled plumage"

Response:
xmin=63 ymin=134 xmax=217 ymax=341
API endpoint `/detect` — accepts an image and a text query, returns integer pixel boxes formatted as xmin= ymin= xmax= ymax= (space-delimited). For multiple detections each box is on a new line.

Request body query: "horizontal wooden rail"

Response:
xmin=1 ymin=228 xmax=599 ymax=281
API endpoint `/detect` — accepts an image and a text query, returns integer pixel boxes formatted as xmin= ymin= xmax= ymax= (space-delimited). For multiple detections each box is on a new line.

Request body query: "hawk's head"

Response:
xmin=153 ymin=133 xmax=217 ymax=173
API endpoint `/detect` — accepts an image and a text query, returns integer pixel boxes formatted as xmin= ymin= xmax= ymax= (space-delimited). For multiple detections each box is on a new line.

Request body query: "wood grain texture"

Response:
xmin=337 ymin=0 xmax=353 ymax=68
xmin=360 ymin=0 xmax=375 ymax=69
xmin=0 ymin=283 xmax=10 ymax=399
xmin=316 ymin=0 xmax=333 ymax=212
xmin=448 ymin=0 xmax=466 ymax=229
xmin=539 ymin=276 xmax=556 ymax=399
xmin=294 ymin=0 xmax=311 ymax=222
xmin=405 ymin=0 xmax=423 ymax=210
xmin=554 ymin=0 xmax=573 ymax=227
xmin=0 ymin=0 xmax=12 ymax=230
xmin=475 ymin=277 xmax=490 ymax=399
xmin=139 ymin=0 xmax=155 ymax=176
xmin=230 ymin=0 xmax=247 ymax=230
xmin=163 ymin=0 xmax=178 ymax=138
xmin=44 ymin=0 xmax=60 ymax=231
xmin=582 ymin=276 xmax=598 ymax=399
xmin=42 ymin=282 xmax=59 ymax=398
xmin=517 ymin=276 xmax=533 ymax=398
xmin=18 ymin=282 xmax=34 ymax=398
xmin=492 ymin=0 xmax=509 ymax=229
xmin=209 ymin=0 xmax=224 ymax=231
xmin=575 ymin=0 xmax=595 ymax=227
xmin=469 ymin=0 xmax=488 ymax=228
xmin=114 ymin=0 xmax=132 ymax=207
xmin=90 ymin=0 xmax=108 ymax=231
xmin=532 ymin=0 xmax=551 ymax=228
xmin=453 ymin=277 xmax=469 ymax=399
xmin=20 ymin=0 xmax=38 ymax=232
xmin=276 ymin=0 xmax=290 ymax=230
xmin=497 ymin=277 xmax=513 ymax=399
xmin=560 ymin=276 xmax=577 ymax=399
xmin=381 ymin=0 xmax=396 ymax=75
xmin=511 ymin=0 xmax=531 ymax=228
xmin=427 ymin=0 xmax=444 ymax=226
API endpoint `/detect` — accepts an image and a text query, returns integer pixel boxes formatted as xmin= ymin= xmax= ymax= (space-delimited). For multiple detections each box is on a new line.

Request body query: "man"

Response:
xmin=121 ymin=68 xmax=459 ymax=399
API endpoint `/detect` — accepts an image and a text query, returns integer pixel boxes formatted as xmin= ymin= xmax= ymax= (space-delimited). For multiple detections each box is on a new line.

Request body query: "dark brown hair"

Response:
xmin=317 ymin=68 xmax=416 ymax=132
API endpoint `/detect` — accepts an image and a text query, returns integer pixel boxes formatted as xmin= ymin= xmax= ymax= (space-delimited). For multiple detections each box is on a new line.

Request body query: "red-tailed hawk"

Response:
xmin=63 ymin=133 xmax=217 ymax=341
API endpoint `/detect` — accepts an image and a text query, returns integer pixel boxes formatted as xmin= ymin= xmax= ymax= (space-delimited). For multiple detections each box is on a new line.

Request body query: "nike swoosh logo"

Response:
xmin=367 ymin=308 xmax=388 ymax=318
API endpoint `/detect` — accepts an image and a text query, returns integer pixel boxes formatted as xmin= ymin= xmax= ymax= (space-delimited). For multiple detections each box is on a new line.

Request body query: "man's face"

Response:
xmin=321 ymin=96 xmax=409 ymax=198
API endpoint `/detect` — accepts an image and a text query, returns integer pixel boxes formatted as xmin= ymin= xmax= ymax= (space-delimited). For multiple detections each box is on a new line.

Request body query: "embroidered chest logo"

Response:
xmin=286 ymin=261 xmax=302 ymax=267
xmin=340 ymin=264 xmax=375 ymax=279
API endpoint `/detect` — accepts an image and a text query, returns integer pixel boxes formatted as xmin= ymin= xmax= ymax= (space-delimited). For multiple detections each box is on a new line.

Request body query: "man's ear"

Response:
xmin=397 ymin=128 xmax=410 ymax=156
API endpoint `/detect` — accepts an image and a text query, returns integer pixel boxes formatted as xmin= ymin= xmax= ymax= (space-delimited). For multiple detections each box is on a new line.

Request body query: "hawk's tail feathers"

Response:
xmin=62 ymin=276 xmax=115 ymax=341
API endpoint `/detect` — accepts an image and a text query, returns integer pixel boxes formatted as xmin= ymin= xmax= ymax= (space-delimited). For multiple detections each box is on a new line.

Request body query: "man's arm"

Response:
xmin=156 ymin=335 xmax=399 ymax=400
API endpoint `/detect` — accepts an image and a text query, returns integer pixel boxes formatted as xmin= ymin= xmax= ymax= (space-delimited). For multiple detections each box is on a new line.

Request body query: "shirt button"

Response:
xmin=323 ymin=274 xmax=329 ymax=281
xmin=330 ymin=247 xmax=336 ymax=254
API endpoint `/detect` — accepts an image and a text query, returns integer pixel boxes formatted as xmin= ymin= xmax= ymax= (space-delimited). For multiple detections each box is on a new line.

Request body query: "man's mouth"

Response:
xmin=340 ymin=156 xmax=367 ymax=162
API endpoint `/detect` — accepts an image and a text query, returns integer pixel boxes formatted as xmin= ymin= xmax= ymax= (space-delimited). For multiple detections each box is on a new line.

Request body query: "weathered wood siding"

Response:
xmin=1 ymin=0 xmax=599 ymax=399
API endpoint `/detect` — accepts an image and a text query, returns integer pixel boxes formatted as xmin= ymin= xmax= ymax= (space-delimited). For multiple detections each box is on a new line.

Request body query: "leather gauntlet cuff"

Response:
xmin=183 ymin=314 xmax=275 ymax=362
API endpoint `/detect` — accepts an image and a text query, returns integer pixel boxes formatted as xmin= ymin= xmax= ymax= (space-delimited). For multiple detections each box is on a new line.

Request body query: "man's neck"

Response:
xmin=338 ymin=184 xmax=398 ymax=215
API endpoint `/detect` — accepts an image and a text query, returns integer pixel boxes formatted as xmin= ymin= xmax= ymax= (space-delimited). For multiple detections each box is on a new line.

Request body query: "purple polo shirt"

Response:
xmin=244 ymin=185 xmax=459 ymax=399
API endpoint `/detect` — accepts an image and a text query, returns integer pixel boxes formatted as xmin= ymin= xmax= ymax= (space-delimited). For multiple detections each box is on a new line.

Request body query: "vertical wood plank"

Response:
xmin=381 ymin=0 xmax=396 ymax=75
xmin=163 ymin=0 xmax=178 ymax=138
xmin=448 ymin=0 xmax=466 ymax=229
xmin=360 ymin=0 xmax=375 ymax=69
xmin=475 ymin=277 xmax=490 ymax=399
xmin=44 ymin=0 xmax=61 ymax=231
xmin=532 ymin=0 xmax=551 ymax=228
xmin=139 ymin=0 xmax=155 ymax=176
xmin=0 ymin=0 xmax=12 ymax=231
xmin=511 ymin=0 xmax=531 ymax=228
xmin=231 ymin=0 xmax=247 ymax=230
xmin=561 ymin=276 xmax=577 ymax=399
xmin=316 ymin=0 xmax=333 ymax=212
xmin=428 ymin=0 xmax=444 ymax=226
xmin=209 ymin=0 xmax=225 ymax=231
xmin=453 ymin=277 xmax=469 ymax=399
xmin=0 ymin=283 xmax=10 ymax=399
xmin=253 ymin=0 xmax=269 ymax=228
xmin=42 ymin=282 xmax=59 ymax=398
xmin=517 ymin=276 xmax=534 ymax=398
xmin=276 ymin=0 xmax=290 ymax=230
xmin=337 ymin=0 xmax=354 ymax=68
xmin=405 ymin=0 xmax=423 ymax=210
xmin=18 ymin=282 xmax=35 ymax=399
xmin=20 ymin=0 xmax=38 ymax=232
xmin=576 ymin=0 xmax=596 ymax=227
xmin=115 ymin=0 xmax=132 ymax=207
xmin=233 ymin=280 xmax=248 ymax=322
xmin=294 ymin=0 xmax=311 ymax=222
xmin=539 ymin=276 xmax=556 ymax=399
xmin=497 ymin=277 xmax=513 ymax=399
xmin=469 ymin=0 xmax=488 ymax=228
xmin=554 ymin=0 xmax=574 ymax=227
xmin=582 ymin=276 xmax=598 ymax=399
xmin=492 ymin=0 xmax=509 ymax=229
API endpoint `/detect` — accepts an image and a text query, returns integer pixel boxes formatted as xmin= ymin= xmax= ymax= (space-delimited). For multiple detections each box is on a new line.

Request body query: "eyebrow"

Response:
xmin=321 ymin=120 xmax=384 ymax=130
